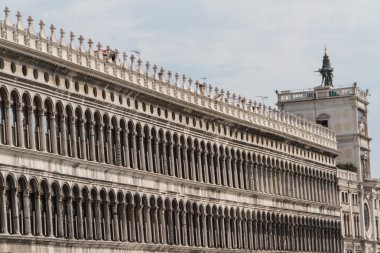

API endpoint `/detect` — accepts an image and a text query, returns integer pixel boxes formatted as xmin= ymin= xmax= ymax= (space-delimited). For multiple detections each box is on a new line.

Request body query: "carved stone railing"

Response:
xmin=278 ymin=85 xmax=369 ymax=103
xmin=0 ymin=7 xmax=337 ymax=150
xmin=337 ymin=169 xmax=358 ymax=181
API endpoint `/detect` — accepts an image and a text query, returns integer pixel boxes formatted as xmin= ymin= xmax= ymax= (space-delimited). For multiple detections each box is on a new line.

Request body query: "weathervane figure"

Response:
xmin=316 ymin=47 xmax=334 ymax=86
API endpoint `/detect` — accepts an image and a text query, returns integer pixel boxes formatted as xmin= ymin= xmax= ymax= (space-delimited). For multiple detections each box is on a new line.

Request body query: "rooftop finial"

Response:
xmin=316 ymin=47 xmax=334 ymax=87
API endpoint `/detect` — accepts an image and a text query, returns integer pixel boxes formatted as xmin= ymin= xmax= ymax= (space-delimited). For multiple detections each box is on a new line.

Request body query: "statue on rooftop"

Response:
xmin=316 ymin=47 xmax=334 ymax=87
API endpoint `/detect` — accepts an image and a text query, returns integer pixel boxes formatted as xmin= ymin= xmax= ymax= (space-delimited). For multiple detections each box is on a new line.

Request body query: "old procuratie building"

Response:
xmin=277 ymin=49 xmax=380 ymax=253
xmin=0 ymin=7 xmax=342 ymax=253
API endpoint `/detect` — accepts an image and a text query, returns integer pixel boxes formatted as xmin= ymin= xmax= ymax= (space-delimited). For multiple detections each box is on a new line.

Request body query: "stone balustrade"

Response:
xmin=0 ymin=7 xmax=337 ymax=150
xmin=278 ymin=85 xmax=369 ymax=103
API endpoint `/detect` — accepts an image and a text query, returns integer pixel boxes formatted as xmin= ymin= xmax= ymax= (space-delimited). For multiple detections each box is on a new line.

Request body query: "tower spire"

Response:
xmin=316 ymin=47 xmax=334 ymax=86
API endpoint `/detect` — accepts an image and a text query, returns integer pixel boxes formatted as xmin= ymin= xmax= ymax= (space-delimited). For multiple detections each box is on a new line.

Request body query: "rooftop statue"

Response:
xmin=316 ymin=48 xmax=334 ymax=87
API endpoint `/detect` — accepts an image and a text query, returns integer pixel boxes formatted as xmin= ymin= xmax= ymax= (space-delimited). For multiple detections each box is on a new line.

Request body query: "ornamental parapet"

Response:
xmin=277 ymin=84 xmax=369 ymax=104
xmin=0 ymin=7 xmax=336 ymax=150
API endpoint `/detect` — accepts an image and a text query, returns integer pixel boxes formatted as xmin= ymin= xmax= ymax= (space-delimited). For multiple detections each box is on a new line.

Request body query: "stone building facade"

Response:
xmin=277 ymin=51 xmax=380 ymax=253
xmin=0 ymin=7 xmax=342 ymax=253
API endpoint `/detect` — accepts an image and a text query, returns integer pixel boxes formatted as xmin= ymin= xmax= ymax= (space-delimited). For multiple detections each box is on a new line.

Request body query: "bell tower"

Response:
xmin=276 ymin=50 xmax=371 ymax=181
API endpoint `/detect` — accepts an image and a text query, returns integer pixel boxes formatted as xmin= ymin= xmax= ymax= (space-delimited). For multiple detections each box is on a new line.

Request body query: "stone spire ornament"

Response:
xmin=316 ymin=47 xmax=334 ymax=87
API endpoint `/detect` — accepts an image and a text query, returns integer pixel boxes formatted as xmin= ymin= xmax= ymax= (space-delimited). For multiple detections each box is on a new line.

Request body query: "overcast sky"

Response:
xmin=2 ymin=0 xmax=379 ymax=178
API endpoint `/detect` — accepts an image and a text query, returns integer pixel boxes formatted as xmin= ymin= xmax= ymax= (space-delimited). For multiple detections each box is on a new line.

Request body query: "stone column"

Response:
xmin=27 ymin=107 xmax=35 ymax=150
xmin=225 ymin=216 xmax=231 ymax=248
xmin=46 ymin=193 xmax=53 ymax=236
xmin=98 ymin=123 xmax=104 ymax=163
xmin=202 ymin=152 xmax=209 ymax=184
xmin=147 ymin=136 xmax=153 ymax=172
xmin=57 ymin=196 xmax=63 ymax=237
xmin=188 ymin=210 xmax=194 ymax=246
xmin=180 ymin=209 xmax=187 ymax=245
xmin=131 ymin=131 xmax=138 ymax=169
xmin=114 ymin=127 xmax=121 ymax=165
xmin=168 ymin=142 xmax=174 ymax=176
xmin=190 ymin=147 xmax=196 ymax=180
xmin=140 ymin=134 xmax=147 ymax=170
xmin=175 ymin=209 xmax=181 ymax=245
xmin=209 ymin=152 xmax=215 ymax=184
xmin=50 ymin=112 xmax=57 ymax=154
xmin=34 ymin=190 xmax=43 ymax=236
xmin=175 ymin=144 xmax=182 ymax=178
xmin=194 ymin=211 xmax=201 ymax=246
xmin=89 ymin=122 xmax=95 ymax=161
xmin=161 ymin=139 xmax=167 ymax=175
xmin=208 ymin=214 xmax=214 ymax=247
xmin=80 ymin=119 xmax=87 ymax=160
xmin=221 ymin=155 xmax=227 ymax=186
xmin=70 ymin=116 xmax=77 ymax=158
xmin=166 ymin=208 xmax=174 ymax=244
xmin=0 ymin=188 xmax=8 ymax=233
xmin=106 ymin=125 xmax=113 ymax=164
xmin=23 ymin=189 xmax=31 ymax=235
xmin=112 ymin=202 xmax=119 ymax=241
xmin=66 ymin=196 xmax=74 ymax=239
xmin=153 ymin=138 xmax=159 ymax=173
xmin=123 ymin=129 xmax=130 ymax=168
xmin=40 ymin=109 xmax=48 ymax=151
xmin=260 ymin=164 xmax=265 ymax=192
xmin=16 ymin=104 xmax=24 ymax=148
xmin=152 ymin=206 xmax=159 ymax=243
xmin=180 ymin=145 xmax=187 ymax=179
xmin=201 ymin=213 xmax=207 ymax=247
xmin=227 ymin=155 xmax=233 ymax=187
xmin=11 ymin=188 xmax=19 ymax=234
xmin=219 ymin=214 xmax=225 ymax=248
xmin=86 ymin=199 xmax=93 ymax=240
xmin=232 ymin=158 xmax=239 ymax=188
xmin=5 ymin=102 xmax=12 ymax=146
xmin=129 ymin=204 xmax=136 ymax=242
xmin=60 ymin=115 xmax=67 ymax=156
xmin=104 ymin=201 xmax=111 ymax=240
xmin=159 ymin=207 xmax=166 ymax=244
xmin=94 ymin=200 xmax=102 ymax=240
xmin=121 ymin=203 xmax=128 ymax=241
xmin=143 ymin=205 xmax=151 ymax=243
xmin=214 ymin=153 xmax=220 ymax=185
xmin=196 ymin=149 xmax=202 ymax=182
xmin=76 ymin=197 xmax=83 ymax=239
xmin=243 ymin=160 xmax=248 ymax=189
